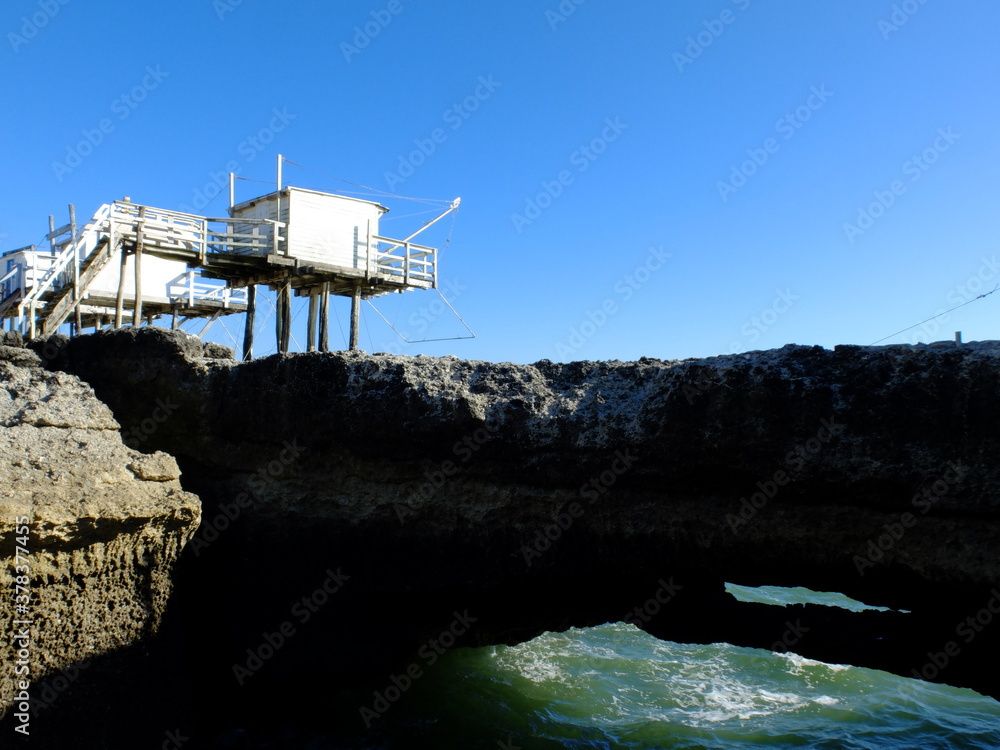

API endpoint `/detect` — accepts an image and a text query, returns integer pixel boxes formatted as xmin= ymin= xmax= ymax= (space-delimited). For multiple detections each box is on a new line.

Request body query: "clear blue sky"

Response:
xmin=3 ymin=0 xmax=999 ymax=363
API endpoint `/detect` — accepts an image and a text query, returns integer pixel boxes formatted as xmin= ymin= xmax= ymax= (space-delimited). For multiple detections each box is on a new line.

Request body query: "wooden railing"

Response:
xmin=108 ymin=202 xmax=286 ymax=261
xmin=371 ymin=235 xmax=437 ymax=286
xmin=168 ymin=271 xmax=248 ymax=308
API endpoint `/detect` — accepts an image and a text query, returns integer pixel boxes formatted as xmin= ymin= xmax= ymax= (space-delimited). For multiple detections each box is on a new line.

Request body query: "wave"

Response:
xmin=372 ymin=622 xmax=1000 ymax=749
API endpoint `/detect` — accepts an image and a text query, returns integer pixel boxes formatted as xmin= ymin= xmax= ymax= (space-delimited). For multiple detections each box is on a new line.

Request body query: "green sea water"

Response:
xmin=227 ymin=587 xmax=999 ymax=748
xmin=341 ymin=586 xmax=1000 ymax=748
xmin=372 ymin=622 xmax=1000 ymax=749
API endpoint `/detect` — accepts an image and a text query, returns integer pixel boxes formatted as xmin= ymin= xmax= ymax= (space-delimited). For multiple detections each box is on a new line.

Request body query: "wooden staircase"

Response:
xmin=0 ymin=288 xmax=21 ymax=319
xmin=39 ymin=236 xmax=115 ymax=336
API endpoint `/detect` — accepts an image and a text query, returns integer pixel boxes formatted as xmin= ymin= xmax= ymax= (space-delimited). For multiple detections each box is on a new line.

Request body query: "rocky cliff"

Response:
xmin=3 ymin=327 xmax=999 ymax=745
xmin=0 ymin=331 xmax=200 ymax=744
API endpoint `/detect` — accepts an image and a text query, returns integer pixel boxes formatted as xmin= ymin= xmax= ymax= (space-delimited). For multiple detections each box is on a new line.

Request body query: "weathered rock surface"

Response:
xmin=16 ymin=326 xmax=1000 ymax=741
xmin=0 ymin=335 xmax=200 ymax=738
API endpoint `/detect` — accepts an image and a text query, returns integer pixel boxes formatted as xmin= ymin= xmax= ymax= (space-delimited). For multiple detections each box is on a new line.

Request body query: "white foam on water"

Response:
xmin=782 ymin=651 xmax=851 ymax=673
xmin=689 ymin=682 xmax=809 ymax=724
xmin=512 ymin=656 xmax=568 ymax=685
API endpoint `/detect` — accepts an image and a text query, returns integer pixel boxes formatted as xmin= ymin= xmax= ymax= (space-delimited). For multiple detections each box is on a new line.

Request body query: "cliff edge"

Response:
xmin=8 ymin=326 xmax=1000 ymax=742
xmin=0 ymin=331 xmax=200 ymax=742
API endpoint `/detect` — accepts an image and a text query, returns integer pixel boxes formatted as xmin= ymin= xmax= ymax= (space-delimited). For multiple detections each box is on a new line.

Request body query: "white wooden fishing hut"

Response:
xmin=0 ymin=155 xmax=462 ymax=358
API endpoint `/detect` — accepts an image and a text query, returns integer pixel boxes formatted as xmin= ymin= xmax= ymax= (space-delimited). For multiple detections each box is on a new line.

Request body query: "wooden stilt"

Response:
xmin=132 ymin=207 xmax=145 ymax=327
xmin=114 ymin=246 xmax=128 ymax=329
xmin=307 ymin=293 xmax=318 ymax=352
xmin=70 ymin=204 xmax=82 ymax=336
xmin=172 ymin=309 xmax=180 ymax=330
xmin=277 ymin=280 xmax=292 ymax=353
xmin=242 ymin=285 xmax=256 ymax=361
xmin=319 ymin=282 xmax=330 ymax=352
xmin=132 ymin=245 xmax=142 ymax=327
xmin=349 ymin=283 xmax=361 ymax=351
xmin=282 ymin=283 xmax=292 ymax=353
xmin=275 ymin=285 xmax=284 ymax=352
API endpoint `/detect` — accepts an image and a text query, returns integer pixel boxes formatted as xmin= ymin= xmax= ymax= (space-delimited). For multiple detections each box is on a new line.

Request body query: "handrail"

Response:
xmin=18 ymin=203 xmax=113 ymax=314
xmin=168 ymin=271 xmax=248 ymax=307
xmin=111 ymin=202 xmax=286 ymax=257
xmin=372 ymin=235 xmax=436 ymax=283
xmin=372 ymin=236 xmax=436 ymax=253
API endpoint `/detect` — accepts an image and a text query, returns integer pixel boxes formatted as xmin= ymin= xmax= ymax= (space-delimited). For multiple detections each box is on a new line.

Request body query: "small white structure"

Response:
xmin=1 ymin=247 xmax=55 ymax=302
xmin=230 ymin=187 xmax=387 ymax=270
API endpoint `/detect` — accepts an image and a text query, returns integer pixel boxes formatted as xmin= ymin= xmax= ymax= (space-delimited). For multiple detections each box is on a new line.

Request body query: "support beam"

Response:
xmin=70 ymin=204 xmax=82 ymax=336
xmin=275 ymin=285 xmax=284 ymax=352
xmin=349 ymin=283 xmax=361 ymax=351
xmin=132 ymin=243 xmax=143 ymax=326
xmin=307 ymin=293 xmax=318 ymax=352
xmin=277 ymin=280 xmax=292 ymax=353
xmin=114 ymin=246 xmax=128 ymax=329
xmin=242 ymin=285 xmax=256 ymax=361
xmin=319 ymin=282 xmax=330 ymax=352
xmin=132 ymin=207 xmax=145 ymax=327
xmin=199 ymin=310 xmax=223 ymax=339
